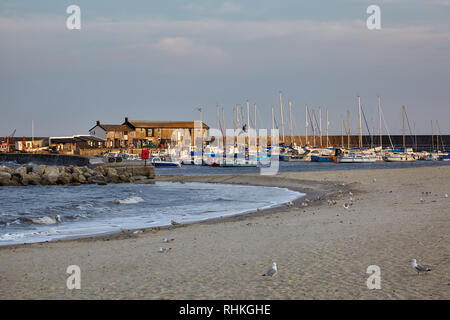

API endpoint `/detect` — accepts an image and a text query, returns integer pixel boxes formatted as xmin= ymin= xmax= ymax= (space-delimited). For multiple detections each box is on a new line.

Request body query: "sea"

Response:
xmin=1 ymin=159 xmax=449 ymax=246
xmin=0 ymin=181 xmax=302 ymax=246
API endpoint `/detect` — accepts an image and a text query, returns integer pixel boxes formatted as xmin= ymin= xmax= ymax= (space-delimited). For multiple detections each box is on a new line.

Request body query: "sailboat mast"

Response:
xmin=312 ymin=110 xmax=317 ymax=148
xmin=431 ymin=120 xmax=434 ymax=151
xmin=254 ymin=103 xmax=257 ymax=148
xmin=246 ymin=100 xmax=250 ymax=132
xmin=358 ymin=96 xmax=362 ymax=149
xmin=414 ymin=122 xmax=417 ymax=151
xmin=319 ymin=107 xmax=322 ymax=147
xmin=378 ymin=96 xmax=382 ymax=149
xmin=216 ymin=104 xmax=220 ymax=130
xmin=305 ymin=104 xmax=309 ymax=146
xmin=272 ymin=107 xmax=275 ymax=132
xmin=326 ymin=108 xmax=329 ymax=148
xmin=279 ymin=91 xmax=285 ymax=144
xmin=436 ymin=120 xmax=440 ymax=152
xmin=402 ymin=105 xmax=406 ymax=150
xmin=347 ymin=110 xmax=351 ymax=149
xmin=340 ymin=116 xmax=344 ymax=148
xmin=31 ymin=120 xmax=34 ymax=148
xmin=289 ymin=101 xmax=293 ymax=145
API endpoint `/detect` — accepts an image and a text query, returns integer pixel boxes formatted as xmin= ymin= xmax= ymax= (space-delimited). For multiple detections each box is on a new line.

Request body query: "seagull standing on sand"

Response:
xmin=262 ymin=262 xmax=278 ymax=277
xmin=412 ymin=259 xmax=431 ymax=275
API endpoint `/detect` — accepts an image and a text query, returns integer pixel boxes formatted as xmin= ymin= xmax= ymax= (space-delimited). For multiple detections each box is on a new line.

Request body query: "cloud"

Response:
xmin=184 ymin=2 xmax=243 ymax=14
xmin=153 ymin=36 xmax=226 ymax=58
xmin=217 ymin=2 xmax=243 ymax=13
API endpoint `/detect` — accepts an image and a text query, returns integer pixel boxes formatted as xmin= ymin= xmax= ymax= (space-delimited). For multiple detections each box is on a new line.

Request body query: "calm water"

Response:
xmin=0 ymin=182 xmax=302 ymax=245
xmin=155 ymin=159 xmax=450 ymax=176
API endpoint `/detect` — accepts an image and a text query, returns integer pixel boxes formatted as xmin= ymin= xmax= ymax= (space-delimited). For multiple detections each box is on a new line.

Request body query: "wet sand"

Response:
xmin=0 ymin=166 xmax=449 ymax=299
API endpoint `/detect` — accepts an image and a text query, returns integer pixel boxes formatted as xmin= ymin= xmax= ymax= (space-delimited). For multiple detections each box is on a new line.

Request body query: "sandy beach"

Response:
xmin=0 ymin=166 xmax=449 ymax=299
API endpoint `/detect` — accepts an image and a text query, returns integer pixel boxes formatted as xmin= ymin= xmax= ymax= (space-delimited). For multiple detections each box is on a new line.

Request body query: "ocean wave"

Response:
xmin=112 ymin=196 xmax=145 ymax=204
xmin=19 ymin=215 xmax=62 ymax=225
xmin=0 ymin=228 xmax=59 ymax=241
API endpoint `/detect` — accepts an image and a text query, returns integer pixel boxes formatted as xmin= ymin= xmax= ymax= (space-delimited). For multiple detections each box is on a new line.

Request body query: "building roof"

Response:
xmin=124 ymin=119 xmax=209 ymax=129
xmin=50 ymin=135 xmax=106 ymax=144
xmin=89 ymin=121 xmax=123 ymax=132
xmin=99 ymin=124 xmax=123 ymax=131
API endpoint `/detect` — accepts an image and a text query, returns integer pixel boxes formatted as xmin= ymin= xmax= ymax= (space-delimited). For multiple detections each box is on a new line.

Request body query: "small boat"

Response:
xmin=383 ymin=152 xmax=417 ymax=162
xmin=310 ymin=154 xmax=334 ymax=162
xmin=309 ymin=148 xmax=334 ymax=162
xmin=151 ymin=157 xmax=181 ymax=167
xmin=336 ymin=152 xmax=377 ymax=163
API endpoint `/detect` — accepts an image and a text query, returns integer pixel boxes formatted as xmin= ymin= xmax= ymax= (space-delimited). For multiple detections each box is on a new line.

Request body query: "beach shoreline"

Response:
xmin=0 ymin=166 xmax=449 ymax=299
xmin=0 ymin=173 xmax=346 ymax=249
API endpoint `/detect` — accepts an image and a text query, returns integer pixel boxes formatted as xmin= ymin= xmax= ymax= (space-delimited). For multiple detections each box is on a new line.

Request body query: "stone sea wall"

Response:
xmin=0 ymin=164 xmax=155 ymax=186
xmin=0 ymin=153 xmax=90 ymax=166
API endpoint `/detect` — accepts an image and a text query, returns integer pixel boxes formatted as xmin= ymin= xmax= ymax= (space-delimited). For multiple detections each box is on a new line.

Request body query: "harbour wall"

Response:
xmin=0 ymin=153 xmax=90 ymax=166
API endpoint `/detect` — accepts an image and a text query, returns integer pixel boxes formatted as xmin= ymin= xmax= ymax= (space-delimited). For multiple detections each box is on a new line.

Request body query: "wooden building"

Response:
xmin=89 ymin=118 xmax=209 ymax=149
xmin=49 ymin=135 xmax=106 ymax=155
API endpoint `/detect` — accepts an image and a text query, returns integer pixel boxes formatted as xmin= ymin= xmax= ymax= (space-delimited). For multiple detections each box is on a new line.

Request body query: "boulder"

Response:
xmin=0 ymin=172 xmax=12 ymax=186
xmin=78 ymin=174 xmax=87 ymax=183
xmin=32 ymin=165 xmax=46 ymax=176
xmin=72 ymin=167 xmax=84 ymax=175
xmin=91 ymin=175 xmax=107 ymax=185
xmin=0 ymin=166 xmax=11 ymax=173
xmin=57 ymin=173 xmax=72 ymax=185
xmin=21 ymin=173 xmax=41 ymax=186
xmin=12 ymin=166 xmax=27 ymax=179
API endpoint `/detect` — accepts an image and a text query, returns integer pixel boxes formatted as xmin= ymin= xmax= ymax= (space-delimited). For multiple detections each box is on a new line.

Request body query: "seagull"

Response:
xmin=412 ymin=259 xmax=431 ymax=275
xmin=349 ymin=192 xmax=353 ymax=196
xmin=163 ymin=238 xmax=174 ymax=243
xmin=420 ymin=198 xmax=425 ymax=203
xmin=373 ymin=178 xmax=377 ymax=182
xmin=445 ymin=194 xmax=448 ymax=198
xmin=343 ymin=203 xmax=349 ymax=209
xmin=158 ymin=247 xmax=172 ymax=253
xmin=262 ymin=262 xmax=278 ymax=277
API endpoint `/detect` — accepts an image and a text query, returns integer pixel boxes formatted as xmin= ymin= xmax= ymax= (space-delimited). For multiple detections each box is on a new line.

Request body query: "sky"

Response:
xmin=0 ymin=0 xmax=449 ymax=138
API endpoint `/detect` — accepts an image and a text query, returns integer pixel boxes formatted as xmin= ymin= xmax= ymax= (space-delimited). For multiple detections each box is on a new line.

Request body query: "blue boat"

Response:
xmin=151 ymin=157 xmax=181 ymax=167
xmin=310 ymin=155 xmax=334 ymax=162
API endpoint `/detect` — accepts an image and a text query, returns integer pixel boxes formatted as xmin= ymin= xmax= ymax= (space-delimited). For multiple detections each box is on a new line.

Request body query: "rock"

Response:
xmin=57 ymin=173 xmax=72 ymax=185
xmin=106 ymin=168 xmax=119 ymax=183
xmin=78 ymin=174 xmax=86 ymax=183
xmin=0 ymin=166 xmax=11 ymax=173
xmin=12 ymin=167 xmax=27 ymax=179
xmin=0 ymin=171 xmax=12 ymax=186
xmin=21 ymin=173 xmax=41 ymax=186
xmin=72 ymin=167 xmax=84 ymax=175
xmin=32 ymin=165 xmax=46 ymax=176
xmin=43 ymin=166 xmax=60 ymax=184
xmin=92 ymin=175 xmax=107 ymax=185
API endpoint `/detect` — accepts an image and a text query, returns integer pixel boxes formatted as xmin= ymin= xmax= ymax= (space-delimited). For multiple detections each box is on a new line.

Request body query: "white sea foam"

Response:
xmin=30 ymin=215 xmax=62 ymax=225
xmin=115 ymin=196 xmax=145 ymax=204
xmin=0 ymin=228 xmax=59 ymax=241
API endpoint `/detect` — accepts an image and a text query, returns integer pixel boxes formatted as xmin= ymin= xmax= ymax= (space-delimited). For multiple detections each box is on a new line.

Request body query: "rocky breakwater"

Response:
xmin=0 ymin=164 xmax=155 ymax=186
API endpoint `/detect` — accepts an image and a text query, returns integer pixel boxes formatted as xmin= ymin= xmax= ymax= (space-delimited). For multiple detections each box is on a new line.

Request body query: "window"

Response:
xmin=146 ymin=129 xmax=153 ymax=137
